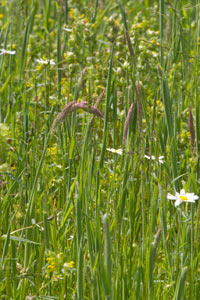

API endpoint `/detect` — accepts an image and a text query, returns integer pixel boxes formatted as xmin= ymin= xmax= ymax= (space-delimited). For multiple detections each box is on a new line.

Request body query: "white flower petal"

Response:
xmin=36 ymin=58 xmax=55 ymax=65
xmin=180 ymin=189 xmax=186 ymax=195
xmin=49 ymin=59 xmax=56 ymax=65
xmin=175 ymin=199 xmax=182 ymax=207
xmin=0 ymin=49 xmax=16 ymax=55
xmin=185 ymin=199 xmax=196 ymax=203
xmin=159 ymin=159 xmax=164 ymax=164
xmin=144 ymin=154 xmax=164 ymax=163
xmin=167 ymin=193 xmax=176 ymax=200
xmin=144 ymin=155 xmax=151 ymax=159
xmin=106 ymin=148 xmax=122 ymax=155
xmin=186 ymin=193 xmax=199 ymax=200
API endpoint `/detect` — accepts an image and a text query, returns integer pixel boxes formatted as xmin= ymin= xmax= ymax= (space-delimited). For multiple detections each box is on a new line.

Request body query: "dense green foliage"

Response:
xmin=0 ymin=0 xmax=200 ymax=299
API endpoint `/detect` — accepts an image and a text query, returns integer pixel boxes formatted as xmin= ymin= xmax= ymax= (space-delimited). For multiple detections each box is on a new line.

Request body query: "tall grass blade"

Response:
xmin=77 ymin=243 xmax=84 ymax=299
xmin=102 ymin=214 xmax=112 ymax=299
xmin=18 ymin=17 xmax=30 ymax=81
xmin=174 ymin=267 xmax=188 ymax=300
xmin=99 ymin=43 xmax=114 ymax=169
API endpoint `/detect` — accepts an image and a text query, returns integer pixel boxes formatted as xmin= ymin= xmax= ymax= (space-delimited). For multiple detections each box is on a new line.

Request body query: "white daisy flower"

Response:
xmin=36 ymin=58 xmax=55 ymax=65
xmin=144 ymin=154 xmax=164 ymax=164
xmin=167 ymin=189 xmax=199 ymax=207
xmin=0 ymin=49 xmax=16 ymax=55
xmin=106 ymin=148 xmax=123 ymax=155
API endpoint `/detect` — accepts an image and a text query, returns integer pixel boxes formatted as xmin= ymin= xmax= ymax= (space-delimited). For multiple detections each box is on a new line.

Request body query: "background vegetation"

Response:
xmin=0 ymin=0 xmax=200 ymax=299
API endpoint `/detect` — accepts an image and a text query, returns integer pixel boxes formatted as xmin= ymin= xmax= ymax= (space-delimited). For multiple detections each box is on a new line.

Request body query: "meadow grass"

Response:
xmin=0 ymin=0 xmax=200 ymax=299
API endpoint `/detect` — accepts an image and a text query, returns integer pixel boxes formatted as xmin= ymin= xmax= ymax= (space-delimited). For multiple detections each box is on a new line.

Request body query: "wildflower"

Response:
xmin=46 ymin=256 xmax=56 ymax=273
xmin=167 ymin=189 xmax=199 ymax=207
xmin=69 ymin=8 xmax=74 ymax=18
xmin=0 ymin=14 xmax=3 ymax=19
xmin=36 ymin=64 xmax=42 ymax=71
xmin=64 ymin=261 xmax=75 ymax=269
xmin=11 ymin=164 xmax=16 ymax=171
xmin=62 ymin=87 xmax=67 ymax=96
xmin=26 ymin=82 xmax=32 ymax=88
xmin=61 ymin=77 xmax=67 ymax=84
xmin=47 ymin=262 xmax=56 ymax=272
xmin=36 ymin=58 xmax=55 ymax=65
xmin=63 ymin=27 xmax=72 ymax=32
xmin=81 ymin=18 xmax=89 ymax=24
xmin=0 ymin=49 xmax=16 ymax=55
xmin=144 ymin=154 xmax=164 ymax=164
xmin=48 ymin=146 xmax=57 ymax=156
xmin=107 ymin=148 xmax=123 ymax=155
xmin=137 ymin=23 xmax=143 ymax=29
xmin=147 ymin=29 xmax=154 ymax=35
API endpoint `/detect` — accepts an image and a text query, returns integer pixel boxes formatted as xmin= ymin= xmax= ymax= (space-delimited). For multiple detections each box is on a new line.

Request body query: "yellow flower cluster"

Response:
xmin=47 ymin=257 xmax=56 ymax=273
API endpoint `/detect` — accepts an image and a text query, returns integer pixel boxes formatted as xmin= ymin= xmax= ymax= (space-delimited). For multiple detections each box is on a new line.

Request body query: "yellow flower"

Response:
xmin=47 ymin=262 xmax=56 ymax=272
xmin=114 ymin=18 xmax=119 ymax=25
xmin=11 ymin=164 xmax=16 ymax=171
xmin=48 ymin=146 xmax=57 ymax=156
xmin=69 ymin=9 xmax=74 ymax=18
xmin=2 ymin=1 xmax=6 ymax=7
xmin=36 ymin=64 xmax=42 ymax=71
xmin=0 ymin=14 xmax=3 ymax=19
xmin=156 ymin=100 xmax=160 ymax=106
xmin=137 ymin=23 xmax=143 ymax=29
xmin=62 ymin=87 xmax=67 ymax=96
xmin=47 ymin=257 xmax=54 ymax=263
xmin=26 ymin=82 xmax=32 ymax=88
xmin=82 ymin=18 xmax=89 ymax=24
xmin=12 ymin=43 xmax=16 ymax=49
xmin=50 ymin=31 xmax=56 ymax=37
xmin=65 ymin=261 xmax=75 ymax=268
xmin=142 ymin=119 xmax=146 ymax=125
xmin=186 ymin=132 xmax=190 ymax=137
xmin=61 ymin=77 xmax=67 ymax=84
